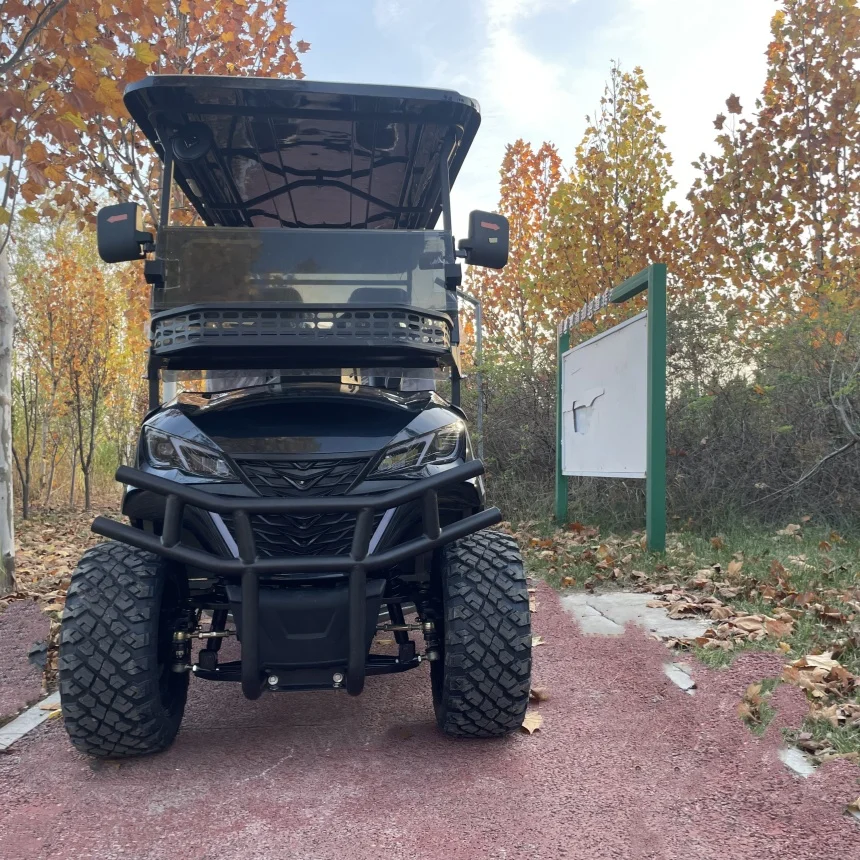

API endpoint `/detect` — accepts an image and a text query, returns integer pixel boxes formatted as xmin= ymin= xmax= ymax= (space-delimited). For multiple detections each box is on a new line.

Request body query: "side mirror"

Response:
xmin=458 ymin=210 xmax=509 ymax=270
xmin=97 ymin=203 xmax=153 ymax=264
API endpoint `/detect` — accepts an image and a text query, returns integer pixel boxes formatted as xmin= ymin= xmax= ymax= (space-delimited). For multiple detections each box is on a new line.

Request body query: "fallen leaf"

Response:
xmin=776 ymin=523 xmax=801 ymax=537
xmin=532 ymin=635 xmax=545 ymax=647
xmin=800 ymin=652 xmax=839 ymax=672
xmin=520 ymin=711 xmax=543 ymax=735
xmin=529 ymin=687 xmax=550 ymax=703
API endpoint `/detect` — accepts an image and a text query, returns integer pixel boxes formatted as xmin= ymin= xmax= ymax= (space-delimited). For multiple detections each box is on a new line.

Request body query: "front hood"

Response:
xmin=173 ymin=382 xmax=438 ymax=416
xmin=146 ymin=383 xmax=460 ymax=456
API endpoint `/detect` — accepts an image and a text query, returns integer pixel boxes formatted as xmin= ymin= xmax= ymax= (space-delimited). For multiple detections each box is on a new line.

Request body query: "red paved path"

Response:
xmin=1 ymin=584 xmax=857 ymax=859
xmin=0 ymin=601 xmax=48 ymax=721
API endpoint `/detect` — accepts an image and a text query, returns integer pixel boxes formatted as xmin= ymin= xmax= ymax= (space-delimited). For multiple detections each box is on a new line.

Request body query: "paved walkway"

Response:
xmin=0 ymin=584 xmax=857 ymax=859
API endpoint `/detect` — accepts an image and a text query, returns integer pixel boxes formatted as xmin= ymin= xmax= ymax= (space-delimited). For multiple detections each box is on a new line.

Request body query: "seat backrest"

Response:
xmin=348 ymin=287 xmax=409 ymax=305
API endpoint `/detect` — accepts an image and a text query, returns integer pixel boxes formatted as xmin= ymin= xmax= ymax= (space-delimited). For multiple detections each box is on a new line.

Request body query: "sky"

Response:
xmin=289 ymin=0 xmax=777 ymax=235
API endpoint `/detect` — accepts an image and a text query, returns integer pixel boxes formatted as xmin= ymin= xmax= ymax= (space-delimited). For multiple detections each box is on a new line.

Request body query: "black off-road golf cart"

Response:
xmin=59 ymin=76 xmax=531 ymax=757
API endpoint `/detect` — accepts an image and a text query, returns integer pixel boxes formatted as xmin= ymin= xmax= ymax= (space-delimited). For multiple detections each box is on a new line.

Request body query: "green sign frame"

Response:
xmin=555 ymin=264 xmax=667 ymax=552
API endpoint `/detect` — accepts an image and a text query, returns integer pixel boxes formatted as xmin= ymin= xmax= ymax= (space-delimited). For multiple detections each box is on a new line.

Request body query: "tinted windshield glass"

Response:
xmin=163 ymin=367 xmax=444 ymax=394
xmin=154 ymin=227 xmax=450 ymax=312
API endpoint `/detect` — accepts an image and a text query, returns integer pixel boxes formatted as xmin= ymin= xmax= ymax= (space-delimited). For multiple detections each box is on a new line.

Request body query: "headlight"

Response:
xmin=144 ymin=428 xmax=237 ymax=480
xmin=371 ymin=421 xmax=466 ymax=476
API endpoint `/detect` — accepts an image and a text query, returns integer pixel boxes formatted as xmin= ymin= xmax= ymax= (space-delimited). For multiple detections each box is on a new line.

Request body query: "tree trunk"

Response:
xmin=44 ymin=442 xmax=57 ymax=505
xmin=83 ymin=468 xmax=91 ymax=512
xmin=69 ymin=445 xmax=76 ymax=508
xmin=0 ymin=247 xmax=16 ymax=594
xmin=20 ymin=467 xmax=29 ymax=520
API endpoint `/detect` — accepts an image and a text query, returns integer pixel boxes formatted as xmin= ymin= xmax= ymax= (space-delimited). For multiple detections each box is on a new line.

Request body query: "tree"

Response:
xmin=0 ymin=249 xmax=14 ymax=591
xmin=547 ymin=63 xmax=677 ymax=336
xmin=1 ymin=2 xmax=310 ymax=241
xmin=469 ymin=140 xmax=562 ymax=362
xmin=0 ymin=0 xmax=309 ymax=590
xmin=687 ymin=0 xmax=860 ymax=333
xmin=63 ymin=245 xmax=119 ymax=511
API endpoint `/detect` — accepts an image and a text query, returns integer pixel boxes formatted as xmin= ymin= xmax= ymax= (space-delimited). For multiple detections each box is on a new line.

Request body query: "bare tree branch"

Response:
xmin=0 ymin=0 xmax=72 ymax=78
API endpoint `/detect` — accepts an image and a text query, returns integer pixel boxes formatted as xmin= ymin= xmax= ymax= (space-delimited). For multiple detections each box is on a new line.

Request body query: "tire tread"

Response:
xmin=434 ymin=530 xmax=531 ymax=738
xmin=59 ymin=541 xmax=187 ymax=758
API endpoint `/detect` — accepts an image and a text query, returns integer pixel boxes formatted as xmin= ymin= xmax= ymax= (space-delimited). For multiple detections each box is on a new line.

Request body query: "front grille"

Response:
xmin=223 ymin=510 xmax=386 ymax=558
xmin=234 ymin=456 xmax=369 ymax=498
xmin=226 ymin=456 xmax=384 ymax=557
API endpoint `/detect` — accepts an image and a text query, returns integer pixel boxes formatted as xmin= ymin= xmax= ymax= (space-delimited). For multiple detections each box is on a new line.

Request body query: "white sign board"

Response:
xmin=561 ymin=311 xmax=647 ymax=478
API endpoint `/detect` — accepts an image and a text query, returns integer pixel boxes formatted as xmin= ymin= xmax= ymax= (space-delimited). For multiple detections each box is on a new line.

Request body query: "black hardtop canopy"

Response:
xmin=124 ymin=75 xmax=481 ymax=231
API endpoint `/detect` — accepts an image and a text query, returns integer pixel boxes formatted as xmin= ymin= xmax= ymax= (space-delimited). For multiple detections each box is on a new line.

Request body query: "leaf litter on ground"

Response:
xmin=508 ymin=517 xmax=860 ymax=766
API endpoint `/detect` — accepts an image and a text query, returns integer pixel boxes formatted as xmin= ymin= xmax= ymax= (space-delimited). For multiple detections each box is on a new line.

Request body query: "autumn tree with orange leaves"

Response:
xmin=474 ymin=3 xmax=859 ymax=524
xmin=688 ymin=0 xmax=859 ymax=328
xmin=1 ymin=0 xmax=309 ymax=590
xmin=547 ymin=63 xmax=677 ymax=335
xmin=469 ymin=140 xmax=562 ymax=363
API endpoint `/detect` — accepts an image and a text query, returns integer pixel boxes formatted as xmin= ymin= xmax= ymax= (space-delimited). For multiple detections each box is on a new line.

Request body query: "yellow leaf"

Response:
xmin=90 ymin=44 xmax=114 ymax=69
xmin=27 ymin=141 xmax=48 ymax=163
xmin=179 ymin=0 xmax=191 ymax=12
xmin=221 ymin=31 xmax=236 ymax=42
xmin=520 ymin=711 xmax=543 ymax=734
xmin=61 ymin=112 xmax=88 ymax=133
xmin=44 ymin=164 xmax=65 ymax=184
xmin=47 ymin=709 xmax=62 ymax=720
xmin=133 ymin=42 xmax=158 ymax=65
xmin=95 ymin=77 xmax=123 ymax=112
xmin=19 ymin=207 xmax=41 ymax=224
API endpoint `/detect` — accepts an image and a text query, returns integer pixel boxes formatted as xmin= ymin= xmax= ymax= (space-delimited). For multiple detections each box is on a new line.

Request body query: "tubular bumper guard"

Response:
xmin=92 ymin=461 xmax=501 ymax=700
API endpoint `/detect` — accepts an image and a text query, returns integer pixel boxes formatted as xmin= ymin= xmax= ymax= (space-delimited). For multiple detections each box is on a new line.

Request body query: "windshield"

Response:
xmin=154 ymin=227 xmax=451 ymax=313
xmin=162 ymin=368 xmax=443 ymax=394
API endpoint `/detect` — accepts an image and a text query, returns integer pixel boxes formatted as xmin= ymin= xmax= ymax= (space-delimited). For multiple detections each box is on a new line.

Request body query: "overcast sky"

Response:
xmin=289 ymin=0 xmax=776 ymax=234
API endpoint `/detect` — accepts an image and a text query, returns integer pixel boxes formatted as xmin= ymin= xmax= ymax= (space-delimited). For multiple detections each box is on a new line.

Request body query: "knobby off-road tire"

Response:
xmin=431 ymin=530 xmax=531 ymax=738
xmin=59 ymin=541 xmax=189 ymax=758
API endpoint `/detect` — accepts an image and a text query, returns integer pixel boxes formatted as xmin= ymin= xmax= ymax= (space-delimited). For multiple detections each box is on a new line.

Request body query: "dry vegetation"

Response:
xmin=513 ymin=517 xmax=860 ymax=763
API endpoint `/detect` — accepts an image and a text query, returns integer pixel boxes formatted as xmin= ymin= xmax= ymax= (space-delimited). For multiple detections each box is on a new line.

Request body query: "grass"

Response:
xmin=514 ymin=516 xmax=860 ymax=762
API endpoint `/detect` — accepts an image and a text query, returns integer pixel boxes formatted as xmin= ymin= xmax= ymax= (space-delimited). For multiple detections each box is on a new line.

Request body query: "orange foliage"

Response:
xmin=0 ymin=1 xmax=309 ymax=242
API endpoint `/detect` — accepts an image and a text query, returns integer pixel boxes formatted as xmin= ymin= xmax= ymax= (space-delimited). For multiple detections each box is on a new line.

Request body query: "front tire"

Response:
xmin=59 ymin=541 xmax=189 ymax=758
xmin=431 ymin=530 xmax=531 ymax=738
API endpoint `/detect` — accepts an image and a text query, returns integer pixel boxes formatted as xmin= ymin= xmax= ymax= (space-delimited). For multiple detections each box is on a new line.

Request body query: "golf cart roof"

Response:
xmin=124 ymin=76 xmax=481 ymax=230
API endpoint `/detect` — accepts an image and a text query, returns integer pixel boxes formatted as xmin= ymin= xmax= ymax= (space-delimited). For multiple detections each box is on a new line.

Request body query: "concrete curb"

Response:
xmin=0 ymin=691 xmax=61 ymax=751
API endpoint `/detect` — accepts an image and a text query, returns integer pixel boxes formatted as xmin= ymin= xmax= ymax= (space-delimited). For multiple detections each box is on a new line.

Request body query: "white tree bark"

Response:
xmin=0 ymin=246 xmax=16 ymax=594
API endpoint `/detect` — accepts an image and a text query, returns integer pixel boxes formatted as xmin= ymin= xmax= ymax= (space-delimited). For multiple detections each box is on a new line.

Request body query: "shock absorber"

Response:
xmin=415 ymin=590 xmax=441 ymax=663
xmin=172 ymin=629 xmax=192 ymax=673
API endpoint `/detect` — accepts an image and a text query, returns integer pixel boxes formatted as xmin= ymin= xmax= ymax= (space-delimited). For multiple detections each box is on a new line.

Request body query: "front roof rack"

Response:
xmin=124 ymin=76 xmax=481 ymax=230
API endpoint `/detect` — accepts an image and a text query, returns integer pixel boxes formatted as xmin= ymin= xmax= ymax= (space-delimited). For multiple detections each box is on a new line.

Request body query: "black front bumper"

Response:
xmin=93 ymin=460 xmax=500 ymax=700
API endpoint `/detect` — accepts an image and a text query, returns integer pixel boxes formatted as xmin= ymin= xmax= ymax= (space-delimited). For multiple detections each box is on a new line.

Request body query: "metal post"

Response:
xmin=158 ymin=146 xmax=174 ymax=230
xmin=554 ymin=327 xmax=570 ymax=524
xmin=456 ymin=290 xmax=484 ymax=461
xmin=147 ymin=355 xmax=160 ymax=412
xmin=645 ymin=264 xmax=667 ymax=552
xmin=437 ymin=140 xmax=454 ymax=254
